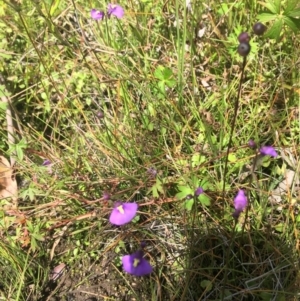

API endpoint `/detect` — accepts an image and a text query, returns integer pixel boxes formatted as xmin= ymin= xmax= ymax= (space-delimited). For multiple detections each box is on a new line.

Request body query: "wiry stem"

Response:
xmin=222 ymin=56 xmax=247 ymax=207
xmin=220 ymin=56 xmax=247 ymax=300
xmin=4 ymin=96 xmax=16 ymax=167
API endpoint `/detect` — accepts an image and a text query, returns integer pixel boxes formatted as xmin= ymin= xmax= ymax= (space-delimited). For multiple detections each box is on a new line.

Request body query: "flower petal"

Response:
xmin=109 ymin=202 xmax=138 ymax=225
xmin=248 ymin=139 xmax=256 ymax=149
xmin=194 ymin=187 xmax=204 ymax=197
xmin=42 ymin=159 xmax=51 ymax=166
xmin=260 ymin=146 xmax=278 ymax=157
xmin=234 ymin=190 xmax=247 ymax=212
xmin=122 ymin=251 xmax=153 ymax=276
xmin=107 ymin=4 xmax=124 ymax=19
xmin=91 ymin=9 xmax=105 ymax=20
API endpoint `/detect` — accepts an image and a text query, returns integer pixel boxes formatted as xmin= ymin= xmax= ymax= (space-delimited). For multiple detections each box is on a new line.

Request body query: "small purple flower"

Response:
xmin=122 ymin=250 xmax=153 ymax=276
xmin=140 ymin=241 xmax=147 ymax=248
xmin=147 ymin=167 xmax=157 ymax=178
xmin=107 ymin=4 xmax=124 ymax=19
xmin=248 ymin=139 xmax=256 ymax=149
xmin=233 ymin=190 xmax=248 ymax=219
xmin=194 ymin=187 xmax=204 ymax=197
xmin=260 ymin=146 xmax=278 ymax=157
xmin=109 ymin=202 xmax=138 ymax=225
xmin=96 ymin=111 xmax=104 ymax=119
xmin=42 ymin=159 xmax=53 ymax=174
xmin=42 ymin=159 xmax=51 ymax=166
xmin=102 ymin=192 xmax=110 ymax=201
xmin=91 ymin=9 xmax=105 ymax=20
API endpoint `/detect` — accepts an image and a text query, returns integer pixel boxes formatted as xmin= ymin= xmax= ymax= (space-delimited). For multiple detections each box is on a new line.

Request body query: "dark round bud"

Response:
xmin=96 ymin=111 xmax=104 ymax=119
xmin=253 ymin=22 xmax=266 ymax=35
xmin=237 ymin=42 xmax=251 ymax=57
xmin=238 ymin=32 xmax=250 ymax=43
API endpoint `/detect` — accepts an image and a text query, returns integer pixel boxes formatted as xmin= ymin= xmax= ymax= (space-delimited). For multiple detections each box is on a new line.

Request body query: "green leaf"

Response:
xmin=157 ymin=81 xmax=165 ymax=94
xmin=283 ymin=16 xmax=299 ymax=32
xmin=16 ymin=145 xmax=24 ymax=161
xmin=191 ymin=153 xmax=206 ymax=167
xmin=201 ymin=280 xmax=213 ymax=291
xmin=49 ymin=0 xmax=60 ymax=16
xmin=154 ymin=66 xmax=175 ymax=87
xmin=165 ymin=78 xmax=176 ymax=88
xmin=261 ymin=156 xmax=271 ymax=167
xmin=292 ymin=18 xmax=300 ymax=30
xmin=191 ymin=175 xmax=199 ymax=187
xmin=185 ymin=198 xmax=194 ymax=211
xmin=30 ymin=237 xmax=37 ymax=252
xmin=283 ymin=0 xmax=298 ymax=15
xmin=161 ymin=67 xmax=172 ymax=79
xmin=147 ymin=122 xmax=154 ymax=131
xmin=273 ymin=0 xmax=281 ymax=13
xmin=151 ymin=178 xmax=164 ymax=198
xmin=258 ymin=0 xmax=278 ymax=14
xmin=265 ymin=18 xmax=283 ymax=40
xmin=200 ymin=180 xmax=209 ymax=190
xmin=217 ymin=3 xmax=229 ymax=15
xmin=228 ymin=153 xmax=237 ymax=162
xmin=285 ymin=8 xmax=300 ymax=18
xmin=274 ymin=223 xmax=284 ymax=232
xmin=154 ymin=66 xmax=165 ymax=80
xmin=0 ymin=101 xmax=8 ymax=111
xmin=257 ymin=13 xmax=277 ymax=23
xmin=176 ymin=185 xmax=193 ymax=200
xmin=178 ymin=185 xmax=193 ymax=193
xmin=148 ymin=103 xmax=156 ymax=116
xmin=32 ymin=233 xmax=45 ymax=241
xmin=198 ymin=194 xmax=211 ymax=206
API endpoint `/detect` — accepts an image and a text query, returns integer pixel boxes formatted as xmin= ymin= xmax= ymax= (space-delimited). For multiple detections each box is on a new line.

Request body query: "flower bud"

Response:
xmin=237 ymin=42 xmax=251 ymax=57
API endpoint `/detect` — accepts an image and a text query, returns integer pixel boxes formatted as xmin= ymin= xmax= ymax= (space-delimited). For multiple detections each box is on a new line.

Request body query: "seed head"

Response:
xmin=253 ymin=22 xmax=266 ymax=36
xmin=237 ymin=42 xmax=251 ymax=57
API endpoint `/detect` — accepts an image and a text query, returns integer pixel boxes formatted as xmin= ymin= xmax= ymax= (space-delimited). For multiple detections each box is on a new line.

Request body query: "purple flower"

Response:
xmin=248 ymin=139 xmax=256 ymax=149
xmin=194 ymin=187 xmax=204 ymax=197
xmin=102 ymin=192 xmax=110 ymax=201
xmin=147 ymin=167 xmax=157 ymax=178
xmin=107 ymin=4 xmax=124 ymax=19
xmin=42 ymin=159 xmax=51 ymax=166
xmin=42 ymin=159 xmax=53 ymax=174
xmin=140 ymin=241 xmax=147 ymax=248
xmin=96 ymin=111 xmax=104 ymax=119
xmin=91 ymin=9 xmax=105 ymax=20
xmin=260 ymin=146 xmax=278 ymax=157
xmin=122 ymin=250 xmax=153 ymax=276
xmin=109 ymin=202 xmax=138 ymax=225
xmin=233 ymin=190 xmax=247 ymax=218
